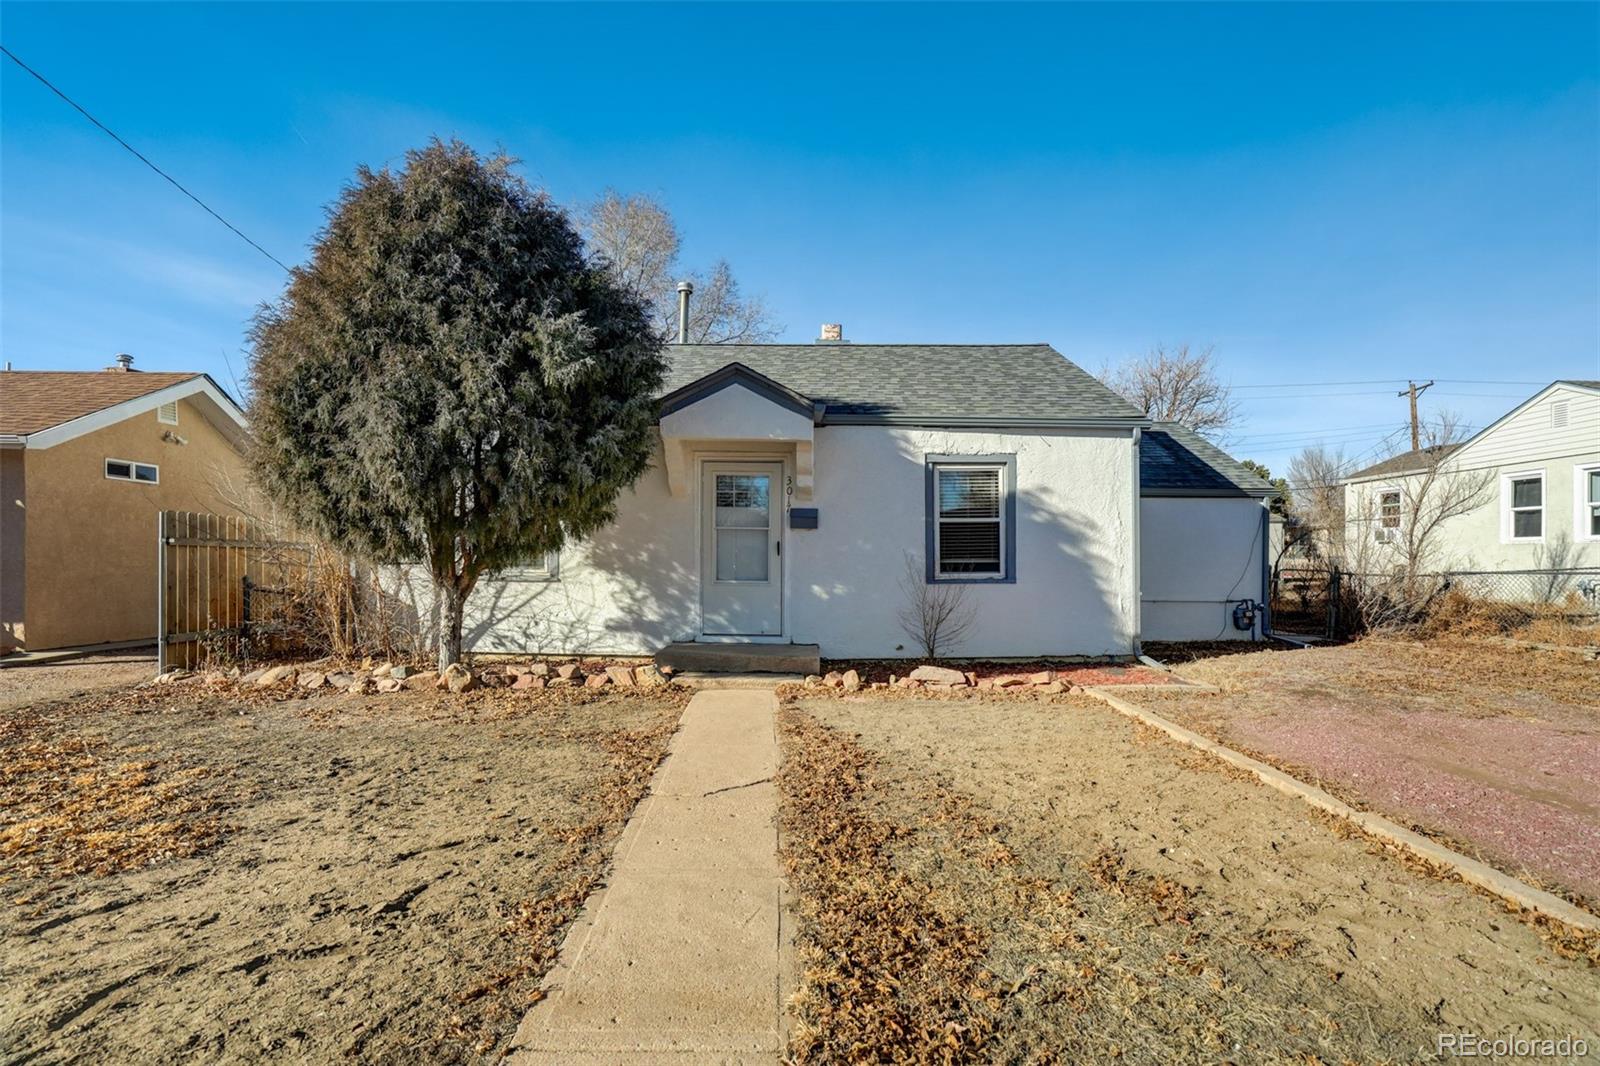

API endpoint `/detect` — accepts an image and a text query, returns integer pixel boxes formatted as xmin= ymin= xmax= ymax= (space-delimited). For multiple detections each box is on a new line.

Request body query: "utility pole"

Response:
xmin=1399 ymin=380 xmax=1434 ymax=451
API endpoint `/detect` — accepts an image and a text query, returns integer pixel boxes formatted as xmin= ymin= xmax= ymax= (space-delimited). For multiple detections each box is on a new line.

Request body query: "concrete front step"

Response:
xmin=655 ymin=642 xmax=820 ymax=676
xmin=671 ymin=672 xmax=807 ymax=689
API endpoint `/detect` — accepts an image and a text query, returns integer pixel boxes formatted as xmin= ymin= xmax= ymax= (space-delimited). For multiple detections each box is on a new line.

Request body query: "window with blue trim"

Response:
xmin=935 ymin=465 xmax=1004 ymax=576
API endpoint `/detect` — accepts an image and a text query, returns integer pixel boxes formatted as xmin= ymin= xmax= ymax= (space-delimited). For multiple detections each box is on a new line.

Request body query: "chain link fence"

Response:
xmin=1270 ymin=565 xmax=1600 ymax=642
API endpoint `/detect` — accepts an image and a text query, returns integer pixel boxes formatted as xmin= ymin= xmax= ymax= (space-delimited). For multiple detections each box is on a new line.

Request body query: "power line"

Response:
xmin=1230 ymin=377 xmax=1547 ymax=390
xmin=1 ymin=44 xmax=291 ymax=273
xmin=1232 ymin=421 xmax=1401 ymax=442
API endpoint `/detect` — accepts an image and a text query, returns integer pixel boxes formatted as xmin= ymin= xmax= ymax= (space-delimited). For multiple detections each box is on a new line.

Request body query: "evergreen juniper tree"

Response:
xmin=249 ymin=140 xmax=666 ymax=669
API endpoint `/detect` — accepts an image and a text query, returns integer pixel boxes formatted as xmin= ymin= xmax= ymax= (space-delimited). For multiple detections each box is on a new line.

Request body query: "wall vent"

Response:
xmin=158 ymin=401 xmax=179 ymax=425
xmin=1551 ymin=400 xmax=1569 ymax=429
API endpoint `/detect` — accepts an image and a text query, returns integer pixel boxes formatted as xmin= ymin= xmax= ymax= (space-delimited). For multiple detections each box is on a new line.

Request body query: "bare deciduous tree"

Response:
xmin=896 ymin=553 xmax=977 ymax=659
xmin=1284 ymin=444 xmax=1350 ymax=562
xmin=583 ymin=191 xmax=780 ymax=344
xmin=1344 ymin=412 xmax=1494 ymax=628
xmin=1102 ymin=344 xmax=1239 ymax=438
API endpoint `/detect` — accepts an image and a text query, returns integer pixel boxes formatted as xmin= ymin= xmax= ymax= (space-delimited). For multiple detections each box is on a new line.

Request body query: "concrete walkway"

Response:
xmin=507 ymin=688 xmax=787 ymax=1064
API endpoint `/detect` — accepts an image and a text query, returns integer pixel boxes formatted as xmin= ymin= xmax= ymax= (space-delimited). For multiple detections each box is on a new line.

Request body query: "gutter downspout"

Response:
xmin=1131 ymin=426 xmax=1142 ymax=657
xmin=1259 ymin=499 xmax=1272 ymax=641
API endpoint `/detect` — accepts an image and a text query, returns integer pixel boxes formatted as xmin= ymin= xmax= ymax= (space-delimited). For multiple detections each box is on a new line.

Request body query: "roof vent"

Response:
xmin=1551 ymin=400 xmax=1569 ymax=429
xmin=110 ymin=353 xmax=135 ymax=372
xmin=817 ymin=323 xmax=845 ymax=343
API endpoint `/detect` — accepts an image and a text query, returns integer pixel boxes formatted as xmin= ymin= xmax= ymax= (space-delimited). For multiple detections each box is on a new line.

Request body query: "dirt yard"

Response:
xmin=1141 ymin=637 xmax=1600 ymax=905
xmin=780 ymin=693 xmax=1598 ymax=1063
xmin=1 ymin=671 xmax=684 ymax=1064
xmin=0 ymin=651 xmax=156 ymax=713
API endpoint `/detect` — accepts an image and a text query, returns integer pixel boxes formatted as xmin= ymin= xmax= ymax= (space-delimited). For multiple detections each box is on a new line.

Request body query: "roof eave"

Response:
xmin=1141 ymin=486 xmax=1273 ymax=498
xmin=19 ymin=375 xmax=250 ymax=451
xmin=820 ymin=413 xmax=1151 ymax=430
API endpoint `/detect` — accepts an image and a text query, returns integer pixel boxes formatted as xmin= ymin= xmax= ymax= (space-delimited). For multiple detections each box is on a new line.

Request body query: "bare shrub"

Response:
xmin=896 ymin=553 xmax=976 ymax=658
xmin=207 ymin=469 xmax=423 ymax=664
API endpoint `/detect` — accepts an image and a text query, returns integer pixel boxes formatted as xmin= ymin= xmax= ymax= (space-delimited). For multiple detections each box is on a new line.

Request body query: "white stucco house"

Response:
xmin=394 ymin=336 xmax=1276 ymax=663
xmin=1341 ymin=380 xmax=1600 ymax=572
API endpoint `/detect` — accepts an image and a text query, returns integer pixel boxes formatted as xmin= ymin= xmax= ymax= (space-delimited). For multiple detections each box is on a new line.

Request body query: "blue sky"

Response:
xmin=3 ymin=2 xmax=1596 ymax=472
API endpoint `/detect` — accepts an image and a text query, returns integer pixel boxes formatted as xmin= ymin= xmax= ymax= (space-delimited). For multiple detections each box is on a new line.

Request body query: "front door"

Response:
xmin=700 ymin=462 xmax=783 ymax=637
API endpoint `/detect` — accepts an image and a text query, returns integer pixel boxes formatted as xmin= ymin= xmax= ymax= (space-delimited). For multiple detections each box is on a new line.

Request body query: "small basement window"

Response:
xmin=934 ymin=464 xmax=1004 ymax=577
xmin=106 ymin=458 xmax=159 ymax=484
xmin=1504 ymin=472 xmax=1543 ymax=541
xmin=158 ymin=401 xmax=179 ymax=425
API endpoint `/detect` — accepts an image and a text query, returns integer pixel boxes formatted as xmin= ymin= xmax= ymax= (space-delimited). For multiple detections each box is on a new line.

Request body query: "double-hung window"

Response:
xmin=1503 ymin=472 xmax=1544 ymax=542
xmin=927 ymin=456 xmax=1014 ymax=582
xmin=1375 ymin=489 xmax=1402 ymax=543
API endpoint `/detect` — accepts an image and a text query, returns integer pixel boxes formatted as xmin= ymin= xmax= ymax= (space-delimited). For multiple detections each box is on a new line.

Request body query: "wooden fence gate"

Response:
xmin=157 ymin=511 xmax=310 ymax=672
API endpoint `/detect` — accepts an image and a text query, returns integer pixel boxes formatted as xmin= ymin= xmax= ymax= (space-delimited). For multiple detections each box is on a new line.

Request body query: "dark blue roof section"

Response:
xmin=1141 ymin=422 xmax=1277 ymax=497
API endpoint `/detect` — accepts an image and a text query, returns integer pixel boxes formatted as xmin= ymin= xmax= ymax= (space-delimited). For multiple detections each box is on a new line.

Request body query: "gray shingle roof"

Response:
xmin=1560 ymin=379 xmax=1600 ymax=389
xmin=661 ymin=344 xmax=1145 ymax=425
xmin=1141 ymin=422 xmax=1277 ymax=497
xmin=1342 ymin=444 xmax=1461 ymax=482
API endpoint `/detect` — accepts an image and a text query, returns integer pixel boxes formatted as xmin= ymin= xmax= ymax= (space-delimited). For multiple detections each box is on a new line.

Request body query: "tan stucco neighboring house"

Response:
xmin=0 ymin=357 xmax=251 ymax=652
xmin=1341 ymin=380 xmax=1600 ymax=573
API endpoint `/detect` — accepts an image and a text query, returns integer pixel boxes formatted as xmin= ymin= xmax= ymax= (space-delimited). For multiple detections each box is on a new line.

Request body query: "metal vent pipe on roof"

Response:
xmin=112 ymin=353 xmax=134 ymax=371
xmin=675 ymin=281 xmax=693 ymax=345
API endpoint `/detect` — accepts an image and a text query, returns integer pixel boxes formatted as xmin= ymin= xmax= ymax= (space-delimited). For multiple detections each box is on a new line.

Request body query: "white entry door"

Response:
xmin=700 ymin=462 xmax=783 ymax=637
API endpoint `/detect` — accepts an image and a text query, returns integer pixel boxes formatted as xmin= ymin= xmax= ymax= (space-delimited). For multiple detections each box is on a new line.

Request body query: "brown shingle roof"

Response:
xmin=0 ymin=371 xmax=200 ymax=436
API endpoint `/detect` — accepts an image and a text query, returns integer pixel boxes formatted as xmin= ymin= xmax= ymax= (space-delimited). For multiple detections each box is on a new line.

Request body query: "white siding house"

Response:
xmin=1342 ymin=381 xmax=1600 ymax=571
xmin=387 ymin=341 xmax=1275 ymax=660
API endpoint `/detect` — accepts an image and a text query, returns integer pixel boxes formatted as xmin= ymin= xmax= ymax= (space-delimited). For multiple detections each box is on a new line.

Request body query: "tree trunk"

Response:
xmin=437 ymin=581 xmax=466 ymax=672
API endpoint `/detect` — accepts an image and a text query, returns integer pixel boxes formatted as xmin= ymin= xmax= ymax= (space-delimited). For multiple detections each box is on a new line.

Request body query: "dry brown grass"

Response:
xmin=1417 ymin=588 xmax=1600 ymax=648
xmin=4 ymin=675 xmax=686 ymax=1065
xmin=0 ymin=703 xmax=235 ymax=887
xmin=777 ymin=704 xmax=1413 ymax=1063
xmin=778 ymin=706 xmax=1003 ymax=1063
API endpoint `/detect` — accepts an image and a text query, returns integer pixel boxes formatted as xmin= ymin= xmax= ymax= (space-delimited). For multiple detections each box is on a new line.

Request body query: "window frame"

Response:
xmin=924 ymin=454 xmax=1017 ymax=584
xmin=1374 ymin=486 xmax=1403 ymax=544
xmin=504 ymin=551 xmax=560 ymax=582
xmin=1576 ymin=463 xmax=1600 ymax=542
xmin=1500 ymin=469 xmax=1545 ymax=544
xmin=105 ymin=457 xmax=159 ymax=485
xmin=711 ymin=471 xmax=774 ymax=585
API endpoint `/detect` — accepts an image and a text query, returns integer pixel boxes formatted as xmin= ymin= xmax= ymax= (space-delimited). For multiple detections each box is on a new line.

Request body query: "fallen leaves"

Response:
xmin=778 ymin=706 xmax=1003 ymax=1063
xmin=0 ymin=706 xmax=233 ymax=883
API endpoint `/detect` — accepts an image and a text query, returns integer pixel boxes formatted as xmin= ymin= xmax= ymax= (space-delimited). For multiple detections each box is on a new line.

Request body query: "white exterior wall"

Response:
xmin=792 ymin=426 xmax=1138 ymax=658
xmin=1139 ymin=496 xmax=1268 ymax=641
xmin=395 ymin=423 xmax=1140 ymax=658
xmin=1343 ymin=384 xmax=1600 ymax=571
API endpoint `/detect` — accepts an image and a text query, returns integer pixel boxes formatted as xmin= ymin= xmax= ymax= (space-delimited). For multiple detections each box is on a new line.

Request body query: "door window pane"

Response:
xmin=716 ymin=529 xmax=768 ymax=582
xmin=714 ymin=473 xmax=770 ymax=581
